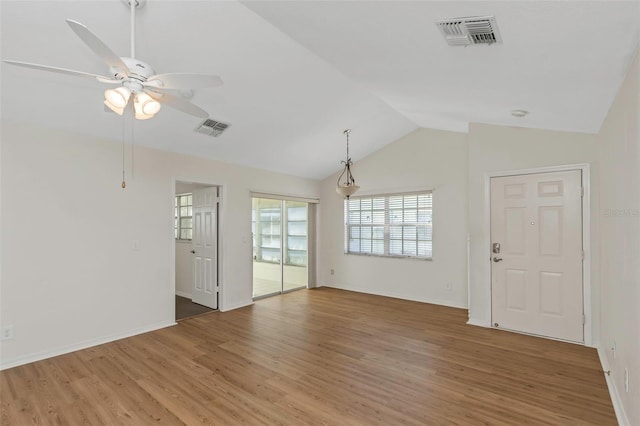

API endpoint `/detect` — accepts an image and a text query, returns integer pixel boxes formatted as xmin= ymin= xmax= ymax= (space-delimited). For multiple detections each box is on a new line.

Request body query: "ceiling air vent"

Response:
xmin=437 ymin=16 xmax=502 ymax=46
xmin=195 ymin=119 xmax=230 ymax=137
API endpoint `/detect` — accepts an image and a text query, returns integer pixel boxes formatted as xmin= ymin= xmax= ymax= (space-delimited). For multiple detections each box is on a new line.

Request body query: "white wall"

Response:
xmin=176 ymin=182 xmax=210 ymax=194
xmin=596 ymin=51 xmax=639 ymax=426
xmin=318 ymin=128 xmax=469 ymax=308
xmin=466 ymin=124 xmax=600 ymax=336
xmin=0 ymin=120 xmax=319 ymax=369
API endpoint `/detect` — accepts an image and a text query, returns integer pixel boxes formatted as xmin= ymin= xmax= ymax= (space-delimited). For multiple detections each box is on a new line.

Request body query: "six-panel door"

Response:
xmin=491 ymin=170 xmax=583 ymax=342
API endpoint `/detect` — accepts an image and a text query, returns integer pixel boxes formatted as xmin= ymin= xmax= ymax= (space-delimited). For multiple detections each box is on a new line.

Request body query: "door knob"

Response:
xmin=190 ymin=250 xmax=196 ymax=254
xmin=493 ymin=257 xmax=503 ymax=262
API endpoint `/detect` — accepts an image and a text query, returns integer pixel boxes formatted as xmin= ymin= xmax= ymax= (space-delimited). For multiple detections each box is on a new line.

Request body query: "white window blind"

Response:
xmin=344 ymin=191 xmax=432 ymax=259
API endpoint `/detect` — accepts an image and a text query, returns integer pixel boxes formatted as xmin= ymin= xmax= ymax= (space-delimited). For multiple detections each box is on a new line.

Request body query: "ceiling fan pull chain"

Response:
xmin=131 ymin=108 xmax=135 ymax=181
xmin=121 ymin=111 xmax=126 ymax=189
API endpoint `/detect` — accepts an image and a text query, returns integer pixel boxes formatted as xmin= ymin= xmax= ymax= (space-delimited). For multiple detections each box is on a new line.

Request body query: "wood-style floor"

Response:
xmin=175 ymin=295 xmax=214 ymax=321
xmin=1 ymin=288 xmax=615 ymax=425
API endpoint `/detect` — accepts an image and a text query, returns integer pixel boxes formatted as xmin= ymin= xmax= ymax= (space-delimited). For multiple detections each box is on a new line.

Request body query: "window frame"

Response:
xmin=344 ymin=191 xmax=433 ymax=260
xmin=175 ymin=193 xmax=193 ymax=241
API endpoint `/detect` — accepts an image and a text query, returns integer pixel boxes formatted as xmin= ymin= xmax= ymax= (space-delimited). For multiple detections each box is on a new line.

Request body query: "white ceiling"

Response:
xmin=2 ymin=1 xmax=639 ymax=180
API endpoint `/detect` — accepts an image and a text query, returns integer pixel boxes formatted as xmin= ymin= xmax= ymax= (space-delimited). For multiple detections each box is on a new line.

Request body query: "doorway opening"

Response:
xmin=252 ymin=197 xmax=312 ymax=299
xmin=174 ymin=181 xmax=220 ymax=320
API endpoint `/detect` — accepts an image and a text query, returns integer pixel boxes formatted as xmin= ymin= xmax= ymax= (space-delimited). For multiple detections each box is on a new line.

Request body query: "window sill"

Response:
xmin=344 ymin=252 xmax=432 ymax=261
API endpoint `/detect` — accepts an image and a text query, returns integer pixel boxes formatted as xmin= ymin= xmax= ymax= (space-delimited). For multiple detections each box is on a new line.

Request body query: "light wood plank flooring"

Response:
xmin=1 ymin=288 xmax=615 ymax=425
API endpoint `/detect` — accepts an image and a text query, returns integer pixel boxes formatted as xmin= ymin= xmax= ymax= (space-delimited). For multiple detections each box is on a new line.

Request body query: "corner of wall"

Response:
xmin=597 ymin=345 xmax=630 ymax=426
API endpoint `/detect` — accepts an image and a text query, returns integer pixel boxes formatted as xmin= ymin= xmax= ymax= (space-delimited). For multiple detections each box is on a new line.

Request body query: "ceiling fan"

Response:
xmin=3 ymin=0 xmax=222 ymax=120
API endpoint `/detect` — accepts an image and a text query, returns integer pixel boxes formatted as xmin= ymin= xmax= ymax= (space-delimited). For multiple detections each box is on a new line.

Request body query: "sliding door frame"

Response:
xmin=251 ymin=192 xmax=318 ymax=299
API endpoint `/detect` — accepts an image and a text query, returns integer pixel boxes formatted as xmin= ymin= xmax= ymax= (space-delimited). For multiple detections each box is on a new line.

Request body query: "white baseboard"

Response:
xmin=0 ymin=320 xmax=176 ymax=371
xmin=467 ymin=318 xmax=491 ymax=328
xmin=175 ymin=290 xmax=192 ymax=299
xmin=322 ymin=284 xmax=468 ymax=309
xmin=220 ymin=299 xmax=253 ymax=312
xmin=597 ymin=345 xmax=630 ymax=426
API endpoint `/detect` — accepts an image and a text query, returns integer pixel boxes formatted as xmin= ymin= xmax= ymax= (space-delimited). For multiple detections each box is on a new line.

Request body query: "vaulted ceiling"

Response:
xmin=2 ymin=1 xmax=638 ymax=179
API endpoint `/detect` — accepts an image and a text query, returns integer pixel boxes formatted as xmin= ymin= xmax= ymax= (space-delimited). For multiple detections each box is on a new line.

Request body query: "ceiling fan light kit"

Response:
xmin=4 ymin=0 xmax=222 ymax=121
xmin=134 ymin=92 xmax=161 ymax=119
xmin=104 ymin=87 xmax=131 ymax=114
xmin=137 ymin=92 xmax=161 ymax=114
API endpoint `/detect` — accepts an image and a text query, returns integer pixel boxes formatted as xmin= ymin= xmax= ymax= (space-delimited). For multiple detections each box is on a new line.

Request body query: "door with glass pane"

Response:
xmin=252 ymin=198 xmax=308 ymax=298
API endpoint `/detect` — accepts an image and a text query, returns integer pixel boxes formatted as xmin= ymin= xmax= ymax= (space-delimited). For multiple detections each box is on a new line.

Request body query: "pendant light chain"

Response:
xmin=345 ymin=129 xmax=350 ymax=162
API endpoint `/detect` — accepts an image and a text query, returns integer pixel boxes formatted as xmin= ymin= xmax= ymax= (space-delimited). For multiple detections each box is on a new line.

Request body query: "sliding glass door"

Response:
xmin=282 ymin=201 xmax=308 ymax=292
xmin=252 ymin=197 xmax=308 ymax=299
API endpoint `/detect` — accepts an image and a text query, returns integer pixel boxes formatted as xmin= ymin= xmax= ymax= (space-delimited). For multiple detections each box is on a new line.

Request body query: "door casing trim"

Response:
xmin=171 ymin=177 xmax=225 ymax=318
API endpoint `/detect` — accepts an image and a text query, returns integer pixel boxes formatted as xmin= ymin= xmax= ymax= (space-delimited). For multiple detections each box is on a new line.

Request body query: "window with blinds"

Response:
xmin=344 ymin=191 xmax=433 ymax=259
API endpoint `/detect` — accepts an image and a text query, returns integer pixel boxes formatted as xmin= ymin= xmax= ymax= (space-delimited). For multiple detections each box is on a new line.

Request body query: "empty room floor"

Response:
xmin=0 ymin=288 xmax=616 ymax=425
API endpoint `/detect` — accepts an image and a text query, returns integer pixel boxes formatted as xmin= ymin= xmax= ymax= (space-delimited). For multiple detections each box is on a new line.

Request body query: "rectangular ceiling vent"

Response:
xmin=195 ymin=119 xmax=230 ymax=137
xmin=437 ymin=16 xmax=502 ymax=46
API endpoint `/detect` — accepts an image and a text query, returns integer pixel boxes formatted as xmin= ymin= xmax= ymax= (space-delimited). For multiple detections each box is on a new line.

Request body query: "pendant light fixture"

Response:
xmin=336 ymin=129 xmax=360 ymax=199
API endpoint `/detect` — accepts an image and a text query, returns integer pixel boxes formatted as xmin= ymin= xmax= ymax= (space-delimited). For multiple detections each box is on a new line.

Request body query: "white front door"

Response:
xmin=191 ymin=187 xmax=218 ymax=309
xmin=490 ymin=170 xmax=583 ymax=342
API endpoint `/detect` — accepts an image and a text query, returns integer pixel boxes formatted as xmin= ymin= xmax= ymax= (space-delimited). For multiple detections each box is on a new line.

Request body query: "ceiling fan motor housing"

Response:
xmin=111 ymin=57 xmax=156 ymax=88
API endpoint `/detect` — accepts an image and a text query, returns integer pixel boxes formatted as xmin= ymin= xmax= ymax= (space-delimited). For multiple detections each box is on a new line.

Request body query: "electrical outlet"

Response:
xmin=0 ymin=325 xmax=14 ymax=341
xmin=445 ymin=282 xmax=453 ymax=291
xmin=330 ymin=269 xmax=335 ymax=275
xmin=624 ymin=368 xmax=629 ymax=393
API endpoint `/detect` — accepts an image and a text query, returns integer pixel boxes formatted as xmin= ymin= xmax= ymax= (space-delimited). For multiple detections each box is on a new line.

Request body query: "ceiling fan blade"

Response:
xmin=3 ymin=60 xmax=119 ymax=82
xmin=146 ymin=90 xmax=209 ymax=118
xmin=66 ymin=19 xmax=129 ymax=73
xmin=145 ymin=73 xmax=223 ymax=90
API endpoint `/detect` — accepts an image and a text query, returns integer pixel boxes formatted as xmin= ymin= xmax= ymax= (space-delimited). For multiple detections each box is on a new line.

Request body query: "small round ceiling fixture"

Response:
xmin=511 ymin=109 xmax=529 ymax=118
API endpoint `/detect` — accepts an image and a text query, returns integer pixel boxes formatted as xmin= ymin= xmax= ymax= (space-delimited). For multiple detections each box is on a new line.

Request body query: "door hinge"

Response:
xmin=580 ymin=187 xmax=584 ymax=197
xmin=581 ymin=250 xmax=585 ymax=261
xmin=583 ymin=314 xmax=586 ymax=325
xmin=215 ymin=285 xmax=220 ymax=292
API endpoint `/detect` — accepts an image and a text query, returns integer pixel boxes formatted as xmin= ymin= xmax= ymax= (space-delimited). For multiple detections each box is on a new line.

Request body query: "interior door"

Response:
xmin=490 ymin=170 xmax=583 ymax=342
xmin=191 ymin=187 xmax=218 ymax=309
